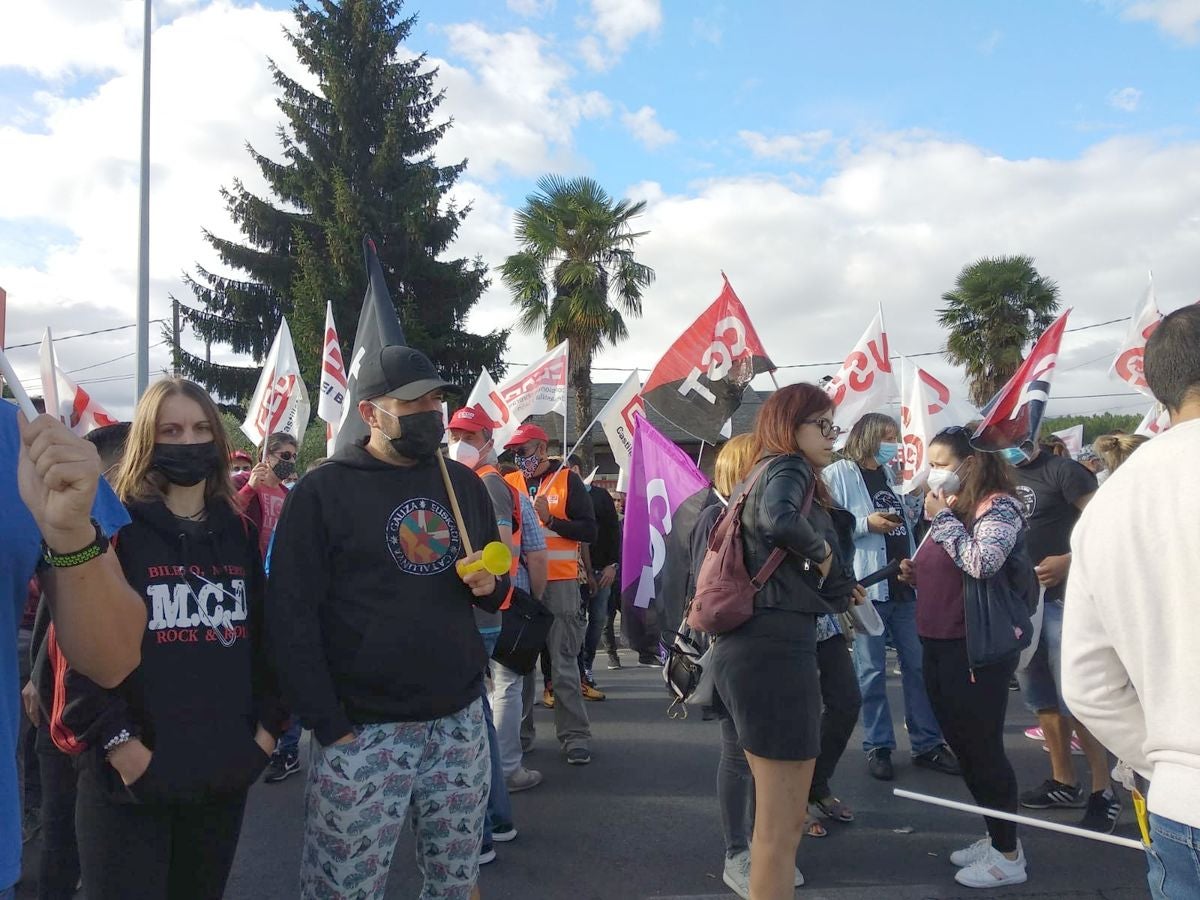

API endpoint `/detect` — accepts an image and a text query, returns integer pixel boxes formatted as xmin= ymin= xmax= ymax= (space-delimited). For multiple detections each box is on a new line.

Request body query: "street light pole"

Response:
xmin=135 ymin=0 xmax=152 ymax=400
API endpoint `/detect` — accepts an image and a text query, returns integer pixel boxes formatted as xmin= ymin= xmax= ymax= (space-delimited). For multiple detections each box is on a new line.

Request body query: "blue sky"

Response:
xmin=1 ymin=0 xmax=1199 ymax=419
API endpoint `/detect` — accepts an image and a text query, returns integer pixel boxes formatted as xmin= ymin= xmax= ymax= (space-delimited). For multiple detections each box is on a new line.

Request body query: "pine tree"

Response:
xmin=176 ymin=0 xmax=507 ymax=402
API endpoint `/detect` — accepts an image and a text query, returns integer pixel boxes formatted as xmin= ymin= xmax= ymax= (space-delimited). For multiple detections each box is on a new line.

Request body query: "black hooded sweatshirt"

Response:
xmin=52 ymin=497 xmax=285 ymax=804
xmin=266 ymin=442 xmax=508 ymax=746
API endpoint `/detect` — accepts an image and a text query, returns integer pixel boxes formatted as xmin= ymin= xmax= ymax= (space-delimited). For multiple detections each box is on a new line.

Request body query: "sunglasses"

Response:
xmin=801 ymin=417 xmax=844 ymax=440
xmin=936 ymin=425 xmax=971 ymax=437
xmin=275 ymin=450 xmax=297 ymax=461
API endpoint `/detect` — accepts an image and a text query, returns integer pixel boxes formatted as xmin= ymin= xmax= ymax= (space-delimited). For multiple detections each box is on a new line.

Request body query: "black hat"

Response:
xmin=357 ymin=345 xmax=456 ymax=402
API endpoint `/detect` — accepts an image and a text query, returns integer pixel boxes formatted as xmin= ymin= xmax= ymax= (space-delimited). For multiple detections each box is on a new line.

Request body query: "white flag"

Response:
xmin=242 ymin=318 xmax=311 ymax=447
xmin=1052 ymin=424 xmax=1085 ymax=459
xmin=1111 ymin=272 xmax=1161 ymax=397
xmin=898 ymin=358 xmax=977 ymax=494
xmin=461 ymin=367 xmax=519 ymax=451
xmin=823 ymin=309 xmax=897 ymax=438
xmin=1135 ymin=402 xmax=1171 ymax=438
xmin=318 ymin=303 xmax=348 ymax=454
xmin=495 ymin=339 xmax=569 ymax=435
xmin=598 ymin=371 xmax=644 ymax=473
xmin=38 ymin=329 xmax=60 ymax=423
xmin=39 ymin=330 xmax=119 ymax=435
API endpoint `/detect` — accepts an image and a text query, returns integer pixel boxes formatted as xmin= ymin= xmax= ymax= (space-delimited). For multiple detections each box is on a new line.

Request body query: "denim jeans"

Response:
xmin=578 ymin=579 xmax=612 ymax=675
xmin=1146 ymin=813 xmax=1200 ymax=900
xmin=852 ymin=599 xmax=943 ymax=755
xmin=1017 ymin=599 xmax=1070 ymax=716
xmin=277 ymin=720 xmax=302 ymax=756
xmin=480 ymin=630 xmax=514 ymax=846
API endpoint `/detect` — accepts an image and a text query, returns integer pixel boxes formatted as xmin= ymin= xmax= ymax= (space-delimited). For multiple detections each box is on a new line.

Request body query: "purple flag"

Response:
xmin=620 ymin=416 xmax=713 ymax=647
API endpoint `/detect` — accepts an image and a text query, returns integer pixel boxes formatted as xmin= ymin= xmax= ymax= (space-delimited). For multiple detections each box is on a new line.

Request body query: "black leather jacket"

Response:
xmin=739 ymin=454 xmax=857 ymax=615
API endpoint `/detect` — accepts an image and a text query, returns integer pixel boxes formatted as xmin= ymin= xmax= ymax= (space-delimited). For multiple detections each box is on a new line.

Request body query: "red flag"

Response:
xmin=971 ymin=310 xmax=1071 ymax=453
xmin=642 ymin=275 xmax=774 ymax=443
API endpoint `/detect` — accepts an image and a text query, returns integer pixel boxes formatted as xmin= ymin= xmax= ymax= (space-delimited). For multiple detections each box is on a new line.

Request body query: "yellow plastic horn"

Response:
xmin=456 ymin=541 xmax=512 ymax=577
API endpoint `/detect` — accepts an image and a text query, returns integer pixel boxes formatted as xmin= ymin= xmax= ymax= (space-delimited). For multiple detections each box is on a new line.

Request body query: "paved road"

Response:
xmin=23 ymin=649 xmax=1149 ymax=899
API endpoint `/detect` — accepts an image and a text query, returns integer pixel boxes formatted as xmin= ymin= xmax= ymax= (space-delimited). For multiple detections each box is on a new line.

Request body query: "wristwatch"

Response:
xmin=41 ymin=519 xmax=108 ymax=569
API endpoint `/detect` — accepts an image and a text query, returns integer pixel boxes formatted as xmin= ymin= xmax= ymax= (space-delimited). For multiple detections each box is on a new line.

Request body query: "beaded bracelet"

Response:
xmin=103 ymin=729 xmax=133 ymax=755
xmin=41 ymin=519 xmax=108 ymax=569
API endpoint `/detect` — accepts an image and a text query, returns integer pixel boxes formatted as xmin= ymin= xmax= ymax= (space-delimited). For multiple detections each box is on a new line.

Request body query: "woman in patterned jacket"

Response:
xmin=898 ymin=425 xmax=1031 ymax=890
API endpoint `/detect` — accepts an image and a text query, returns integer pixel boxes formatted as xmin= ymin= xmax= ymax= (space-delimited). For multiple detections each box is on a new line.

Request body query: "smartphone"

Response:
xmin=880 ymin=511 xmax=902 ymax=524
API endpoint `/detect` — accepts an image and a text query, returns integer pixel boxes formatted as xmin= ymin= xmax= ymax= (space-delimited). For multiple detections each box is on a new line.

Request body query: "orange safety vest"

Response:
xmin=477 ymin=465 xmax=520 ymax=610
xmin=531 ymin=467 xmax=579 ymax=582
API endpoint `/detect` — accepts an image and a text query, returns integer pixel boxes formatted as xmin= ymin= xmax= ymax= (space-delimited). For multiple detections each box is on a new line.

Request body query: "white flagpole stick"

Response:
xmin=893 ymin=789 xmax=1144 ymax=851
xmin=769 ymin=370 xmax=781 ymax=390
xmin=696 ymin=440 xmax=705 ymax=466
xmin=0 ymin=349 xmax=39 ymax=421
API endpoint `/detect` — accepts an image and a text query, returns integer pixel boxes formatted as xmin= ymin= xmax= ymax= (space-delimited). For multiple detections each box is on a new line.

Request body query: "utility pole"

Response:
xmin=135 ymin=0 xmax=152 ymax=400
xmin=171 ymin=296 xmax=181 ymax=376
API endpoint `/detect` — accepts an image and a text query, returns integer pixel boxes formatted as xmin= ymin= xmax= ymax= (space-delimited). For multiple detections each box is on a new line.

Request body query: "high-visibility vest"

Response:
xmin=531 ymin=467 xmax=580 ymax=582
xmin=477 ymin=465 xmax=520 ymax=610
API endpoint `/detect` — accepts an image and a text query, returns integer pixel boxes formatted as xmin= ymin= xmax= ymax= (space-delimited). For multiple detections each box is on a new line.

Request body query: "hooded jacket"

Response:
xmin=266 ymin=442 xmax=509 ymax=746
xmin=51 ymin=497 xmax=284 ymax=804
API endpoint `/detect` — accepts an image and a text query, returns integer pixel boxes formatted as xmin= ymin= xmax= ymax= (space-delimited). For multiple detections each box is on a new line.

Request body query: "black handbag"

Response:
xmin=491 ymin=587 xmax=554 ymax=675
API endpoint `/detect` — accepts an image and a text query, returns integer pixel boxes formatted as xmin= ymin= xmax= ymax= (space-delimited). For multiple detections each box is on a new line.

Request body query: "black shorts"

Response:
xmin=712 ymin=608 xmax=821 ymax=761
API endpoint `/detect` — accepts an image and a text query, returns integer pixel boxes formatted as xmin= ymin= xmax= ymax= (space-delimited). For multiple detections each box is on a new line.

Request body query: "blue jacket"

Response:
xmin=821 ymin=458 xmax=916 ymax=603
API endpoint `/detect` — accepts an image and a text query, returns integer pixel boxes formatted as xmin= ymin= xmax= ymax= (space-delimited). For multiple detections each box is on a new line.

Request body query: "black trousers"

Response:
xmin=36 ymin=727 xmax=80 ymax=900
xmin=922 ymin=638 xmax=1020 ymax=853
xmin=76 ymin=769 xmax=248 ymax=900
xmin=809 ymin=635 xmax=863 ymax=801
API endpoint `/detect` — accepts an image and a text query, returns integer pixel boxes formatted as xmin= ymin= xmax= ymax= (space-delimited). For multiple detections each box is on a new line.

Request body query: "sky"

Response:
xmin=2 ymin=0 xmax=1200 ymax=421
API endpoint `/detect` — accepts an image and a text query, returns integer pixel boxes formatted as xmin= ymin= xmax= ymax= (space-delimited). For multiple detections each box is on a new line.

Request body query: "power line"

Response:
xmin=4 ymin=320 xmax=168 ymax=351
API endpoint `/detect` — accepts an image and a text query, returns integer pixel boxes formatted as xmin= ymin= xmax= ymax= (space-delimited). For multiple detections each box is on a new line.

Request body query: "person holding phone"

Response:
xmin=823 ymin=413 xmax=959 ymax=781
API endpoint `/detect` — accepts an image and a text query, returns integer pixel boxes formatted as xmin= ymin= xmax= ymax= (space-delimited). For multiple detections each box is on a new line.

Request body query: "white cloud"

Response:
xmin=506 ymin=0 xmax=555 ymax=16
xmin=621 ymin=105 xmax=677 ymax=150
xmin=739 ymin=129 xmax=834 ymax=163
xmin=1121 ymin=0 xmax=1200 ymax=43
xmin=429 ymin=23 xmax=612 ymax=179
xmin=1109 ymin=86 xmax=1143 ymax=111
xmin=577 ymin=0 xmax=663 ymax=70
xmin=692 ymin=15 xmax=723 ymax=45
xmin=978 ymin=29 xmax=1004 ymax=54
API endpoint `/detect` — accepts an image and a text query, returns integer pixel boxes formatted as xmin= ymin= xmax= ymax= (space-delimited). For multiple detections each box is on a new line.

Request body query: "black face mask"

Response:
xmin=152 ymin=442 xmax=220 ymax=487
xmin=272 ymin=459 xmax=296 ymax=481
xmin=376 ymin=408 xmax=444 ymax=461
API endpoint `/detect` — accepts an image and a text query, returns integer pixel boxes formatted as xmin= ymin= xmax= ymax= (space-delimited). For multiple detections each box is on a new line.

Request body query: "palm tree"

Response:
xmin=501 ymin=175 xmax=655 ymax=467
xmin=939 ymin=255 xmax=1061 ymax=407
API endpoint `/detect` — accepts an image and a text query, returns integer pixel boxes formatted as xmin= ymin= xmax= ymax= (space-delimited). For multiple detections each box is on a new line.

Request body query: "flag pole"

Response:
xmin=135 ymin=0 xmax=152 ymax=402
xmin=695 ymin=440 xmax=705 ymax=466
xmin=0 ymin=349 xmax=38 ymax=421
xmin=436 ymin=449 xmax=474 ymax=557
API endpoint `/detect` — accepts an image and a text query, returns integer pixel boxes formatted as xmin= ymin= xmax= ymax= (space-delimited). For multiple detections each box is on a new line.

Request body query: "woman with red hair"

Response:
xmin=711 ymin=383 xmax=861 ymax=900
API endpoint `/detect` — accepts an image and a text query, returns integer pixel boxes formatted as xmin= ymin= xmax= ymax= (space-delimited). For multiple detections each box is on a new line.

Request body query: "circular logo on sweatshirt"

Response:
xmin=386 ymin=498 xmax=462 ymax=576
xmin=1015 ymin=484 xmax=1037 ymax=519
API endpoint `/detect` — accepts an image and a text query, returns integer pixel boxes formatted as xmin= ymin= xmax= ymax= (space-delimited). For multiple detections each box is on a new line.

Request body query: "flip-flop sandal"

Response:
xmin=805 ymin=815 xmax=829 ymax=838
xmin=812 ymin=796 xmax=855 ymax=823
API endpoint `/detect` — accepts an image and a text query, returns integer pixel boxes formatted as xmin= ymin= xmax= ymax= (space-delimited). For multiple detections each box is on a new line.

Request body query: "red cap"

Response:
xmin=230 ymin=450 xmax=252 ymax=463
xmin=447 ymin=406 xmax=488 ymax=433
xmin=505 ymin=423 xmax=549 ymax=450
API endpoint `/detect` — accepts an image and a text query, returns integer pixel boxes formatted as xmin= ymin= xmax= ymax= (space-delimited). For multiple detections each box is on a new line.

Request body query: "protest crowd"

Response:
xmin=1 ymin=252 xmax=1198 ymax=900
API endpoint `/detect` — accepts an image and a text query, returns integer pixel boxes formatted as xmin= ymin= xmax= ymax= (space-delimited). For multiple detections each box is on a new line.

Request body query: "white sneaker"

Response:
xmin=722 ymin=852 xmax=751 ymax=900
xmin=953 ymin=844 xmax=1027 ymax=889
xmin=721 ymin=850 xmax=804 ymax=899
xmin=950 ymin=836 xmax=993 ymax=868
xmin=505 ymin=767 xmax=543 ymax=793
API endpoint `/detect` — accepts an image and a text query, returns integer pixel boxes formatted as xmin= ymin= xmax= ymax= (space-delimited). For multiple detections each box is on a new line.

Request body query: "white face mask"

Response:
xmin=927 ymin=464 xmax=962 ymax=495
xmin=448 ymin=439 xmax=491 ymax=469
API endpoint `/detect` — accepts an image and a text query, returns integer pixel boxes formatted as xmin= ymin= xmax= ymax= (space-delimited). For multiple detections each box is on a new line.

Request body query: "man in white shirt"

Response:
xmin=1062 ymin=304 xmax=1200 ymax=900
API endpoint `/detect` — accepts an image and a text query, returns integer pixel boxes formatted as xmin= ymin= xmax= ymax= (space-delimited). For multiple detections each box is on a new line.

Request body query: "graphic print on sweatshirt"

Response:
xmin=145 ymin=563 xmax=250 ymax=647
xmin=386 ymin=498 xmax=462 ymax=575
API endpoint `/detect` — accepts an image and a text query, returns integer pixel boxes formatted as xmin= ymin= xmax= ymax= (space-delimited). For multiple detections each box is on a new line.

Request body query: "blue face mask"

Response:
xmin=1000 ymin=447 xmax=1028 ymax=467
xmin=875 ymin=442 xmax=899 ymax=466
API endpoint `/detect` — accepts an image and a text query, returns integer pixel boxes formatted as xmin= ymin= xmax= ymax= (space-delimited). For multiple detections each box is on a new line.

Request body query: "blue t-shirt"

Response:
xmin=0 ymin=404 xmax=129 ymax=889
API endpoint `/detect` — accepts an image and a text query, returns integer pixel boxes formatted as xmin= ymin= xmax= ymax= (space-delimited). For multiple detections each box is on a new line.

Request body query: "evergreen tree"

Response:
xmin=177 ymin=0 xmax=507 ymax=402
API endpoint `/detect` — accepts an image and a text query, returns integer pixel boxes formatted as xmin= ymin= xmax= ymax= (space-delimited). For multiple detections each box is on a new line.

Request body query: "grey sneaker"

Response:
xmin=505 ymin=767 xmax=543 ymax=793
xmin=566 ymin=747 xmax=591 ymax=765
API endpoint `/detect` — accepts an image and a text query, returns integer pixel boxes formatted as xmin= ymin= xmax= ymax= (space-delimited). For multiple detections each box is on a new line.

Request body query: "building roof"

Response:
xmin=529 ymin=382 xmax=770 ymax=449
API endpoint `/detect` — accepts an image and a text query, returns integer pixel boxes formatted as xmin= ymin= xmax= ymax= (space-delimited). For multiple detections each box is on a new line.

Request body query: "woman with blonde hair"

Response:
xmin=1093 ymin=433 xmax=1147 ymax=475
xmin=53 ymin=378 xmax=285 ymax=900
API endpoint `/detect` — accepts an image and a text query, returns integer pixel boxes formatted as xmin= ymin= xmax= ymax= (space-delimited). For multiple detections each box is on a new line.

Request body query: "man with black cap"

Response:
xmin=267 ymin=345 xmax=509 ymax=900
xmin=504 ymin=424 xmax=596 ymax=765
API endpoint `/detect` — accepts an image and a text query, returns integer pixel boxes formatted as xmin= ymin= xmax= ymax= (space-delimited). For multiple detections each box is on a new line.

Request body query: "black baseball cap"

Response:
xmin=357 ymin=345 xmax=457 ymax=402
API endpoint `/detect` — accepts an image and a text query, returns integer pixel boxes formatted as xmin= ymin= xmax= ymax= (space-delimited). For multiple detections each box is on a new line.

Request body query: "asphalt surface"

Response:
xmin=22 ymin=648 xmax=1149 ymax=899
